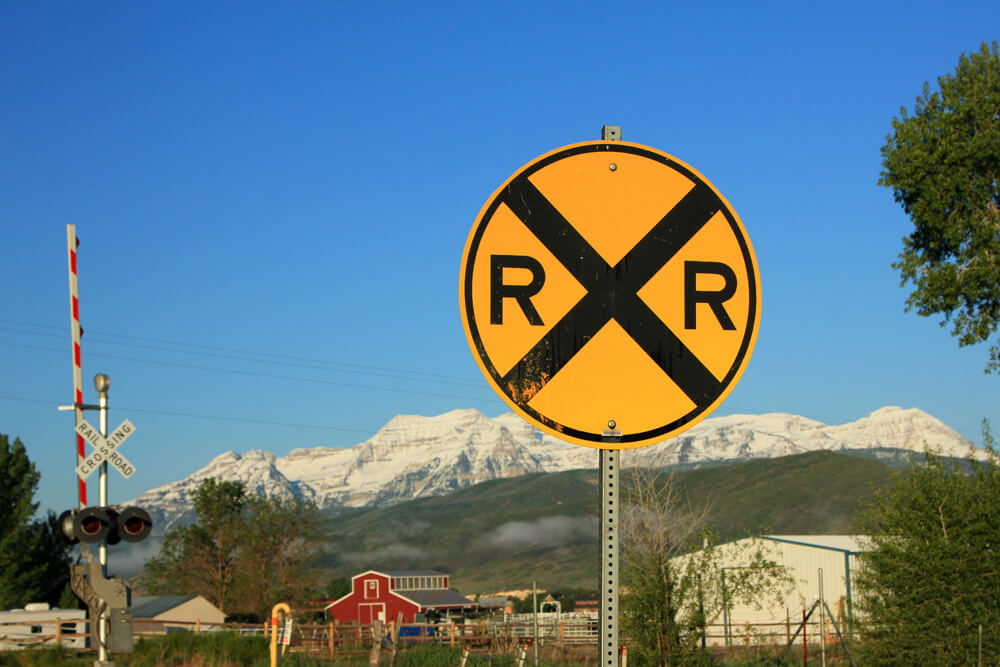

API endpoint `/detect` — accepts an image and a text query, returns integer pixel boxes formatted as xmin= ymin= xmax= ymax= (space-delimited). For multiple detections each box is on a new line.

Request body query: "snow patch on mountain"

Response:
xmin=129 ymin=406 xmax=979 ymax=531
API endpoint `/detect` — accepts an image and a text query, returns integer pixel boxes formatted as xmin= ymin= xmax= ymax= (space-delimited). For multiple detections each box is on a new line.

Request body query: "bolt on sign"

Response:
xmin=460 ymin=141 xmax=761 ymax=448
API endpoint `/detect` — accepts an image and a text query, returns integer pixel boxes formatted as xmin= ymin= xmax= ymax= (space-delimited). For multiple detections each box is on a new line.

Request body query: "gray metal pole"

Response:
xmin=599 ymin=124 xmax=623 ymax=667
xmin=94 ymin=373 xmax=110 ymax=666
xmin=600 ymin=448 xmax=619 ymax=666
xmin=532 ymin=581 xmax=539 ymax=666
xmin=97 ymin=387 xmax=108 ymax=576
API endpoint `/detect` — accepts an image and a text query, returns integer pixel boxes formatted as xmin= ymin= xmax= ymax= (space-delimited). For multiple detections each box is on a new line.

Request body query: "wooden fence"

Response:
xmin=1 ymin=612 xmax=850 ymax=659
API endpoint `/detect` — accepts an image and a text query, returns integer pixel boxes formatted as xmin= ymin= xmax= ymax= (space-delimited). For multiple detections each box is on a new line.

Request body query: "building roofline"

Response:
xmin=760 ymin=535 xmax=862 ymax=555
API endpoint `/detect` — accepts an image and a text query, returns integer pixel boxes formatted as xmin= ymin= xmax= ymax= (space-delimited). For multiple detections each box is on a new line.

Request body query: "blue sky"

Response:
xmin=2 ymin=2 xmax=998 ymax=516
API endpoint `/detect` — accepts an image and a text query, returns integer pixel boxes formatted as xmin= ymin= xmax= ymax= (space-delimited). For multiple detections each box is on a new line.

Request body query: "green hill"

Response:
xmin=318 ymin=450 xmax=897 ymax=594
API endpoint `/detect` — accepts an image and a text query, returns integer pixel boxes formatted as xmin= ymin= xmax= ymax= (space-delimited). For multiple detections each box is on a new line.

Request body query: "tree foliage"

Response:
xmin=0 ymin=433 xmax=74 ymax=609
xmin=145 ymin=478 xmax=323 ymax=619
xmin=620 ymin=467 xmax=791 ymax=666
xmin=854 ymin=425 xmax=1000 ymax=665
xmin=0 ymin=433 xmax=44 ymax=608
xmin=880 ymin=41 xmax=1000 ymax=371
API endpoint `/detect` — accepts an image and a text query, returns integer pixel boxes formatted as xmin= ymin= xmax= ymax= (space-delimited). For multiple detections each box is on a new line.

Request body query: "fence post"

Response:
xmin=450 ymin=621 xmax=456 ymax=647
xmin=329 ymin=621 xmax=335 ymax=662
xmin=55 ymin=617 xmax=62 ymax=646
xmin=195 ymin=619 xmax=201 ymax=634
xmin=369 ymin=619 xmax=383 ymax=667
xmin=802 ymin=606 xmax=808 ymax=666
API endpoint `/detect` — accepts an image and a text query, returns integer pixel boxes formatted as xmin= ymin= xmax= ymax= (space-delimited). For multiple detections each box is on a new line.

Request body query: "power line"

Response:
xmin=0 ymin=319 xmax=484 ymax=386
xmin=0 ymin=395 xmax=377 ymax=435
xmin=0 ymin=340 xmax=498 ymax=404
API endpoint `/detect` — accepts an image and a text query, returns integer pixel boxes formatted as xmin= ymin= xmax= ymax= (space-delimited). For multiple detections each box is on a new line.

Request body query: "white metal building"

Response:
xmin=671 ymin=535 xmax=864 ymax=646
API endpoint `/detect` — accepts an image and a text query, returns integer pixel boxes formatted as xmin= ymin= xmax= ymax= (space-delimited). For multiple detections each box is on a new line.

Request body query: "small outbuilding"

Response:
xmin=325 ymin=570 xmax=476 ymax=624
xmin=670 ymin=534 xmax=864 ymax=646
xmin=131 ymin=595 xmax=226 ymax=633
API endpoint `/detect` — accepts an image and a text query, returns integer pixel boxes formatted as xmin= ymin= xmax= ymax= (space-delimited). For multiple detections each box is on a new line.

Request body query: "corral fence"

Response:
xmin=1 ymin=607 xmax=860 ymax=661
xmin=0 ymin=616 xmax=88 ymax=652
xmin=129 ymin=609 xmax=853 ymax=659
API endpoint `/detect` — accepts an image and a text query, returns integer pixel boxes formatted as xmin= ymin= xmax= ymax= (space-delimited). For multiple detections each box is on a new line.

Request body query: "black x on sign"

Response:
xmin=460 ymin=141 xmax=760 ymax=449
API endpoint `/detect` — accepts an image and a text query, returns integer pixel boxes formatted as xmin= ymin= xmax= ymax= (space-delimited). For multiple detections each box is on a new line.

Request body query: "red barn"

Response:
xmin=324 ymin=570 xmax=475 ymax=624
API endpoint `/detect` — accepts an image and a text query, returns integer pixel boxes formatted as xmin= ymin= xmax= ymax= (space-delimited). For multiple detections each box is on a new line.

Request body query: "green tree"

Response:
xmin=880 ymin=42 xmax=1000 ymax=372
xmin=620 ymin=468 xmax=791 ymax=666
xmin=854 ymin=426 xmax=1000 ymax=665
xmin=28 ymin=510 xmax=76 ymax=607
xmin=146 ymin=478 xmax=249 ymax=613
xmin=0 ymin=433 xmax=74 ymax=609
xmin=237 ymin=494 xmax=323 ymax=618
xmin=324 ymin=576 xmax=351 ymax=600
xmin=146 ymin=478 xmax=323 ymax=618
xmin=0 ymin=433 xmax=44 ymax=607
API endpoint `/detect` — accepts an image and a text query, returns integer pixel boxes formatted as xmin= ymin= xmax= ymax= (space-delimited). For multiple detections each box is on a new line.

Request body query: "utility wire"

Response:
xmin=0 ymin=319 xmax=485 ymax=386
xmin=0 ymin=395 xmax=377 ymax=435
xmin=0 ymin=340 xmax=497 ymax=403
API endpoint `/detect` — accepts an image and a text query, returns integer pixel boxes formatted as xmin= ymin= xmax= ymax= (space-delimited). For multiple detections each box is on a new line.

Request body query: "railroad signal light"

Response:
xmin=116 ymin=506 xmax=152 ymax=543
xmin=58 ymin=506 xmax=153 ymax=545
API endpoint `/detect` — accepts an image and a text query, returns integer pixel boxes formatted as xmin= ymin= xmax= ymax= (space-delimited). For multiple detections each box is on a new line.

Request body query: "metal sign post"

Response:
xmin=600 ymin=447 xmax=619 ymax=666
xmin=95 ymin=374 xmax=110 ymax=666
xmin=459 ymin=124 xmax=761 ymax=666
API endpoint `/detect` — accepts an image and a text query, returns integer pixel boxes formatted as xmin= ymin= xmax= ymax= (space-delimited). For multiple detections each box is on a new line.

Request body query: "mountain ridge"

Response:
xmin=128 ymin=406 xmax=979 ymax=532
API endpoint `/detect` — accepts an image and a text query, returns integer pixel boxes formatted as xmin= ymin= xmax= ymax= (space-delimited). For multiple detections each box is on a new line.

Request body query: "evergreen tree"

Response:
xmin=27 ymin=510 xmax=75 ymax=607
xmin=0 ymin=434 xmax=51 ymax=607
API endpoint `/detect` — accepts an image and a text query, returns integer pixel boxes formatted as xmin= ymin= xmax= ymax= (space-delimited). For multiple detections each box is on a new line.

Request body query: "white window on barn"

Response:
xmin=365 ymin=579 xmax=379 ymax=600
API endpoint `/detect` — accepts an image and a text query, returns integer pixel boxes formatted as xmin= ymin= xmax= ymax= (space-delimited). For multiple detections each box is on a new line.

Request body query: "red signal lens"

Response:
xmin=80 ymin=517 xmax=103 ymax=536
xmin=123 ymin=516 xmax=146 ymax=535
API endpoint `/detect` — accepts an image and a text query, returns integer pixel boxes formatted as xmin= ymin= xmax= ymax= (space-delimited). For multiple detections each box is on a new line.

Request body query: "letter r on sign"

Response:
xmin=684 ymin=261 xmax=737 ymax=330
xmin=490 ymin=255 xmax=545 ymax=325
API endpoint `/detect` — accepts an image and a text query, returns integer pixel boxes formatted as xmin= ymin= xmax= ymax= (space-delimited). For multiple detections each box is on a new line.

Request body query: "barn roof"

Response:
xmin=477 ymin=596 xmax=507 ymax=609
xmin=396 ymin=589 xmax=476 ymax=609
xmin=380 ymin=570 xmax=447 ymax=577
xmin=132 ymin=595 xmax=197 ymax=618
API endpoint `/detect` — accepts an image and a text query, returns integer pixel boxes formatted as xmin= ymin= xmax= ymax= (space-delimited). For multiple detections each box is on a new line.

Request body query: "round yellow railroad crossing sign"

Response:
xmin=460 ymin=141 xmax=761 ymax=449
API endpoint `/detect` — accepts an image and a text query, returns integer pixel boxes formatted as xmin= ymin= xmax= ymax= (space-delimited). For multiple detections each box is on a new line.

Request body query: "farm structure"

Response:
xmin=132 ymin=595 xmax=226 ymax=634
xmin=671 ymin=534 xmax=863 ymax=646
xmin=325 ymin=570 xmax=476 ymax=624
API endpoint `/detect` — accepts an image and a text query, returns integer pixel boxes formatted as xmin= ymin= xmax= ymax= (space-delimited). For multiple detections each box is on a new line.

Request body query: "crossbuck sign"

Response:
xmin=460 ymin=141 xmax=761 ymax=448
xmin=74 ymin=419 xmax=136 ymax=479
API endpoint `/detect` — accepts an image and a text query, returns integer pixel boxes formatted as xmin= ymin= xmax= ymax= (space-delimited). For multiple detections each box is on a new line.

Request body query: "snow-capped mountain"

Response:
xmin=129 ymin=406 xmax=979 ymax=531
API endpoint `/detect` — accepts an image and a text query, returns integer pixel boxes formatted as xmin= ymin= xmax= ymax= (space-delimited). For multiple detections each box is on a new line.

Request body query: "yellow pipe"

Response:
xmin=269 ymin=602 xmax=291 ymax=667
